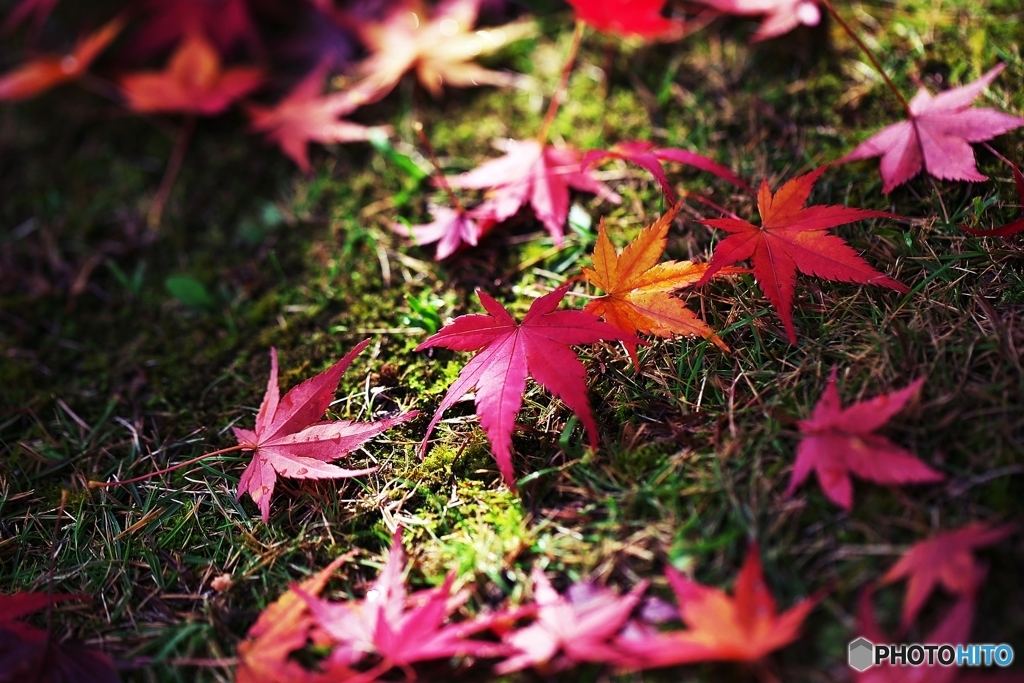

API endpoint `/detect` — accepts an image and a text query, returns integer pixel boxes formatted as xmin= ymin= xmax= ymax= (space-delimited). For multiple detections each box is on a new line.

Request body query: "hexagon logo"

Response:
xmin=849 ymin=637 xmax=875 ymax=672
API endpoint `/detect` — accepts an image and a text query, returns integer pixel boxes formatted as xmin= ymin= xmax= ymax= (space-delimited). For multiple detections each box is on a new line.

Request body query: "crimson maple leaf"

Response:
xmin=0 ymin=18 xmax=121 ymax=102
xmin=565 ymin=0 xmax=683 ymax=39
xmin=582 ymin=205 xmax=729 ymax=369
xmin=699 ymin=0 xmax=821 ymax=41
xmin=0 ymin=593 xmax=82 ymax=643
xmin=696 ymin=166 xmax=907 ymax=344
xmin=960 ymin=156 xmax=1024 ymax=237
xmin=120 ymin=31 xmax=263 ymax=115
xmin=880 ymin=523 xmax=1013 ymax=631
xmin=855 ymin=587 xmax=974 ymax=683
xmin=232 ymin=340 xmax=417 ymax=522
xmin=447 ymin=139 xmax=622 ymax=245
xmin=786 ymin=368 xmax=943 ymax=510
xmin=236 ymin=554 xmax=350 ymax=683
xmin=3 ymin=0 xmax=59 ymax=35
xmin=344 ymin=0 xmax=532 ymax=104
xmin=247 ymin=62 xmax=389 ymax=174
xmin=124 ymin=0 xmax=261 ymax=60
xmin=839 ymin=64 xmax=1024 ymax=193
xmin=583 ymin=140 xmax=753 ymax=200
xmin=392 ymin=204 xmax=496 ymax=260
xmin=495 ymin=566 xmax=647 ymax=674
xmin=299 ymin=527 xmax=511 ymax=676
xmin=416 ymin=285 xmax=640 ymax=488
xmin=616 ymin=544 xmax=820 ymax=668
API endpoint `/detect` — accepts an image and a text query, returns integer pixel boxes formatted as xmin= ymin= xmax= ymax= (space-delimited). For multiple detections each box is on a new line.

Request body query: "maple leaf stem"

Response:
xmin=820 ymin=0 xmax=912 ymax=117
xmin=147 ymin=114 xmax=196 ymax=230
xmin=537 ymin=20 xmax=586 ymax=145
xmin=413 ymin=121 xmax=464 ymax=212
xmin=88 ymin=443 xmax=247 ymax=489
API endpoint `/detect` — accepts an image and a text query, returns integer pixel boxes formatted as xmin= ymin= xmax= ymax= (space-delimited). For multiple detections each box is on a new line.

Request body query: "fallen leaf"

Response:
xmin=565 ymin=0 xmax=682 ymax=39
xmin=786 ymin=368 xmax=944 ymax=510
xmin=392 ymin=204 xmax=495 ymax=260
xmin=248 ymin=62 xmax=389 ymax=174
xmin=3 ymin=0 xmax=60 ymax=34
xmin=582 ymin=204 xmax=728 ymax=368
xmin=236 ymin=554 xmax=351 ymax=683
xmin=839 ymin=64 xmax=1024 ymax=193
xmin=124 ymin=0 xmax=261 ymax=60
xmin=120 ymin=31 xmax=263 ymax=115
xmin=299 ymin=527 xmax=510 ymax=675
xmin=881 ymin=523 xmax=1013 ymax=631
xmin=495 ymin=567 xmax=647 ymax=674
xmin=583 ymin=141 xmax=753 ymax=200
xmin=699 ymin=0 xmax=821 ymax=41
xmin=696 ymin=165 xmax=907 ymax=344
xmin=959 ymin=156 xmax=1024 ymax=237
xmin=0 ymin=18 xmax=121 ymax=102
xmin=617 ymin=544 xmax=820 ymax=668
xmin=233 ymin=340 xmax=417 ymax=522
xmin=416 ymin=285 xmax=640 ymax=487
xmin=0 ymin=593 xmax=82 ymax=643
xmin=344 ymin=0 xmax=532 ymax=104
xmin=447 ymin=139 xmax=622 ymax=245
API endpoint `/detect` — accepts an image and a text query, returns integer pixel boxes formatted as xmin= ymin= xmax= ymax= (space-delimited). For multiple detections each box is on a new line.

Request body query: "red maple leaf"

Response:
xmin=839 ymin=64 xmax=1024 ymax=193
xmin=696 ymin=166 xmax=907 ymax=344
xmin=392 ymin=204 xmax=496 ymax=260
xmin=565 ymin=0 xmax=683 ymax=39
xmin=0 ymin=593 xmax=82 ymax=643
xmin=0 ymin=18 xmax=121 ymax=102
xmin=232 ymin=340 xmax=417 ymax=522
xmin=583 ymin=140 xmax=753 ymax=200
xmin=959 ymin=155 xmax=1024 ymax=237
xmin=495 ymin=566 xmax=647 ymax=674
xmin=416 ymin=285 xmax=640 ymax=488
xmin=880 ymin=523 xmax=1013 ymax=631
xmin=447 ymin=139 xmax=622 ymax=245
xmin=343 ymin=0 xmax=532 ymax=104
xmin=123 ymin=0 xmax=261 ymax=60
xmin=247 ymin=62 xmax=390 ymax=174
xmin=698 ymin=0 xmax=821 ymax=41
xmin=119 ymin=31 xmax=263 ymax=115
xmin=3 ymin=0 xmax=60 ymax=35
xmin=616 ymin=544 xmax=820 ymax=668
xmin=786 ymin=368 xmax=943 ymax=510
xmin=299 ymin=527 xmax=512 ymax=676
xmin=855 ymin=587 xmax=974 ymax=683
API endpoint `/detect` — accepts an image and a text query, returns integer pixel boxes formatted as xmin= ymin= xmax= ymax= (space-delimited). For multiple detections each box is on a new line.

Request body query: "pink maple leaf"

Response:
xmin=299 ymin=526 xmax=513 ymax=676
xmin=495 ymin=567 xmax=647 ymax=674
xmin=446 ymin=138 xmax=622 ymax=245
xmin=123 ymin=0 xmax=261 ymax=60
xmin=391 ymin=204 xmax=497 ymax=261
xmin=583 ymin=140 xmax=753 ymax=200
xmin=839 ymin=64 xmax=1024 ymax=193
xmin=880 ymin=523 xmax=1014 ymax=631
xmin=233 ymin=340 xmax=417 ymax=522
xmin=415 ymin=285 xmax=640 ymax=488
xmin=248 ymin=62 xmax=390 ymax=174
xmin=786 ymin=368 xmax=944 ymax=510
xmin=565 ymin=0 xmax=683 ymax=39
xmin=699 ymin=0 xmax=821 ymax=41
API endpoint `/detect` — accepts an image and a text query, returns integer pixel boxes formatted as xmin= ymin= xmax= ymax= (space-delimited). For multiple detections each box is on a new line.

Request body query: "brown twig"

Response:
xmin=537 ymin=20 xmax=586 ymax=144
xmin=89 ymin=443 xmax=246 ymax=488
xmin=148 ymin=115 xmax=196 ymax=229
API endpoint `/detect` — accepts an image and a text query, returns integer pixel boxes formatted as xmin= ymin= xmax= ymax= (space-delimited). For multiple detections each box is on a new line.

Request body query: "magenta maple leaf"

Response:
xmin=880 ymin=523 xmax=1013 ymax=631
xmin=233 ymin=340 xmax=417 ymax=522
xmin=299 ymin=526 xmax=512 ymax=674
xmin=699 ymin=0 xmax=821 ymax=41
xmin=839 ymin=64 xmax=1024 ymax=193
xmin=786 ymin=368 xmax=944 ymax=510
xmin=392 ymin=204 xmax=496 ymax=260
xmin=248 ymin=62 xmax=389 ymax=174
xmin=123 ymin=0 xmax=261 ymax=60
xmin=416 ymin=285 xmax=640 ymax=488
xmin=583 ymin=141 xmax=753 ymax=201
xmin=446 ymin=139 xmax=622 ymax=245
xmin=495 ymin=566 xmax=647 ymax=674
xmin=566 ymin=0 xmax=683 ymax=39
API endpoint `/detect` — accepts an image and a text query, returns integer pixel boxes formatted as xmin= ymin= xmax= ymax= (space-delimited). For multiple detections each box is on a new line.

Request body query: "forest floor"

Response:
xmin=1 ymin=1 xmax=1023 ymax=682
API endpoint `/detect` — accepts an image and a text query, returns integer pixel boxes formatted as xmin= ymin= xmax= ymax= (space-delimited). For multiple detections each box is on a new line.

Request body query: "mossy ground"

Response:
xmin=2 ymin=2 xmax=1023 ymax=682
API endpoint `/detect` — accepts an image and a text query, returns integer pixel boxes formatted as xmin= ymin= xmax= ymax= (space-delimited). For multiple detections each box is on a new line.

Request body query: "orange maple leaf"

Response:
xmin=119 ymin=31 xmax=262 ymax=115
xmin=236 ymin=554 xmax=353 ymax=683
xmin=582 ymin=204 xmax=729 ymax=368
xmin=0 ymin=17 xmax=122 ymax=101
xmin=617 ymin=544 xmax=821 ymax=668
